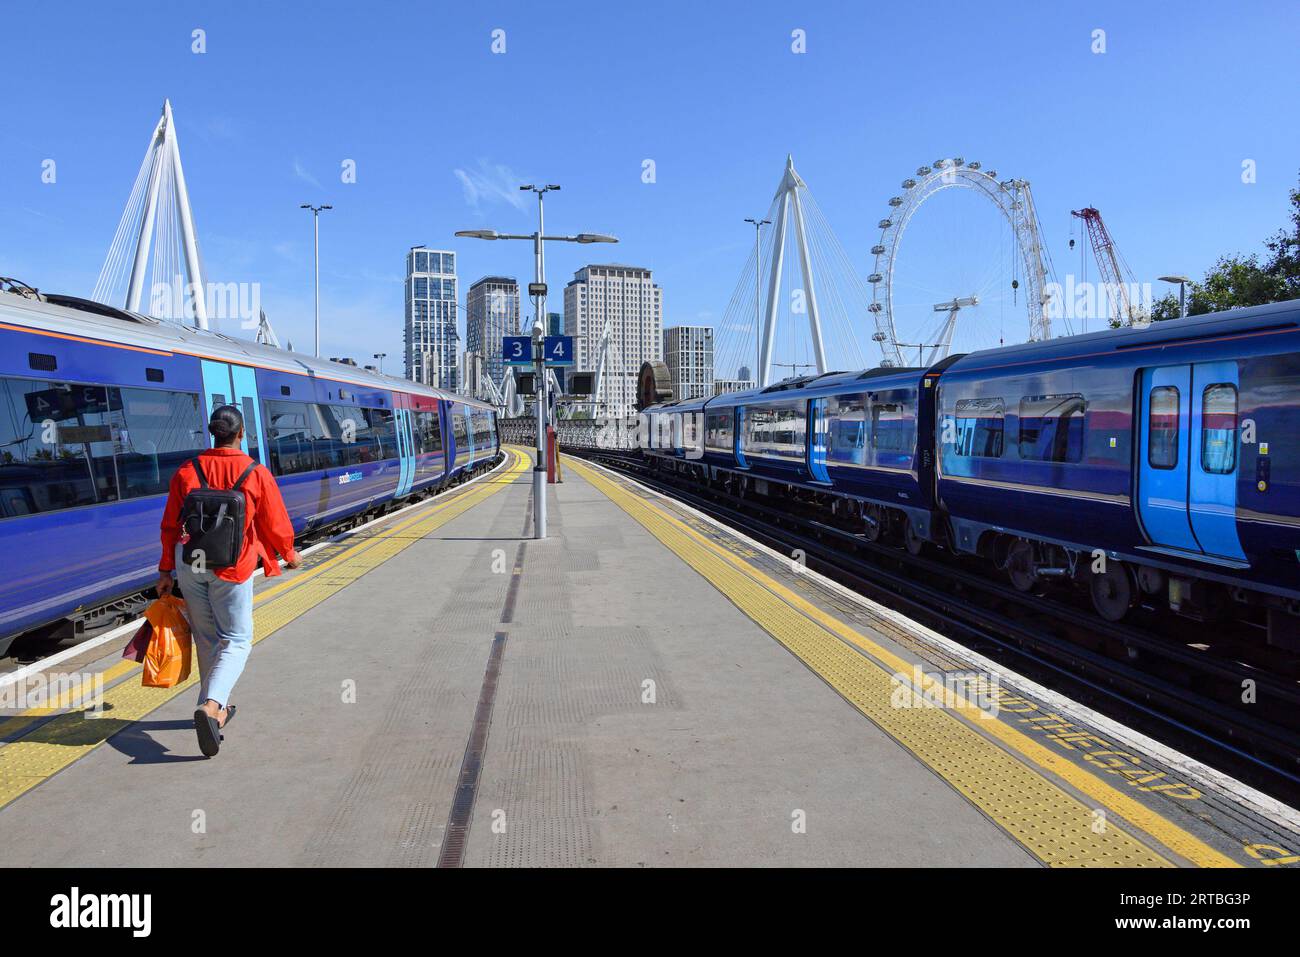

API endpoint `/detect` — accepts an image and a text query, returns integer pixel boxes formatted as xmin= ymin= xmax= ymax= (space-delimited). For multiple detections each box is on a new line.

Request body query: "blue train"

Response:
xmin=0 ymin=289 xmax=500 ymax=654
xmin=644 ymin=299 xmax=1300 ymax=647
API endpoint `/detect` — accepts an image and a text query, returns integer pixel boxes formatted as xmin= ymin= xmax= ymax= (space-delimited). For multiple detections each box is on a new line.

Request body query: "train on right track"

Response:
xmin=640 ymin=298 xmax=1300 ymax=647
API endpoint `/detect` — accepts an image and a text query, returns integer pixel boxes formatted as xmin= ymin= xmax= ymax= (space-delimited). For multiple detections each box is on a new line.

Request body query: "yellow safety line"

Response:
xmin=569 ymin=456 xmax=1239 ymax=868
xmin=0 ymin=450 xmax=528 ymax=811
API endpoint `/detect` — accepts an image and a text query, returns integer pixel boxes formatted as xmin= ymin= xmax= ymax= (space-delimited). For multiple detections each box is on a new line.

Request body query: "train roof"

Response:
xmin=0 ymin=289 xmax=497 ymax=411
xmin=658 ymin=366 xmax=926 ymax=413
xmin=946 ymin=297 xmax=1300 ymax=371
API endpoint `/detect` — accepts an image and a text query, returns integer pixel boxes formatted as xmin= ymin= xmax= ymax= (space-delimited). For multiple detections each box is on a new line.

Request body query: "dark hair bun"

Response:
xmin=208 ymin=404 xmax=245 ymax=440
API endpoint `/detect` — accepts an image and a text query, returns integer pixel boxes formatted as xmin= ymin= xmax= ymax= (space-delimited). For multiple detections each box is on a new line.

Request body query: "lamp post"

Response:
xmin=372 ymin=352 xmax=386 ymax=374
xmin=1158 ymin=275 xmax=1191 ymax=318
xmin=456 ymin=190 xmax=617 ymax=540
xmin=743 ymin=217 xmax=770 ymax=382
xmin=300 ymin=204 xmax=332 ymax=357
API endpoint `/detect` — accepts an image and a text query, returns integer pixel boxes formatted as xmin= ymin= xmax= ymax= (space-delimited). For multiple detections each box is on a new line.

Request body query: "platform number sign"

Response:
xmin=543 ymin=335 xmax=574 ymax=366
xmin=502 ymin=336 xmax=534 ymax=366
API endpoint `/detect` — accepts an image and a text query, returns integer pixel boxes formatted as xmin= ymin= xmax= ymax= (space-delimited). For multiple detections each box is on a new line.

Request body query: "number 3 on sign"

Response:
xmin=502 ymin=336 xmax=533 ymax=365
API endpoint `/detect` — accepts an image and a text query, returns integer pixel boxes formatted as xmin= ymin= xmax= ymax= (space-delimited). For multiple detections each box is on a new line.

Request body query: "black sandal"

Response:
xmin=194 ymin=709 xmax=223 ymax=757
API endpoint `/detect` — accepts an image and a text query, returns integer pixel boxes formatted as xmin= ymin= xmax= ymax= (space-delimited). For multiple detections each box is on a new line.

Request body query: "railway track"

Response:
xmin=572 ymin=447 xmax=1300 ymax=806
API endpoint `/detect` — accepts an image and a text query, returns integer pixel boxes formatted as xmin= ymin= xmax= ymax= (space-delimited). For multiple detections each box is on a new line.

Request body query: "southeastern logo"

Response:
xmin=337 ymin=471 xmax=363 ymax=485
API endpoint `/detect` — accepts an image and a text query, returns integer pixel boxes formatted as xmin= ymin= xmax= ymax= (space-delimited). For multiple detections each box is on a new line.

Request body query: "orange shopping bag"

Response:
xmin=142 ymin=594 xmax=193 ymax=688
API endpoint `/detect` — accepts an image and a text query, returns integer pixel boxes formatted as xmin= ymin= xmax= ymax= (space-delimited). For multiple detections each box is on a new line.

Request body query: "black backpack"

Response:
xmin=180 ymin=457 xmax=257 ymax=570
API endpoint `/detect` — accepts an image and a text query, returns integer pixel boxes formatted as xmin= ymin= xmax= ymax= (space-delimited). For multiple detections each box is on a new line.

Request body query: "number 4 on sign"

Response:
xmin=544 ymin=335 xmax=574 ymax=366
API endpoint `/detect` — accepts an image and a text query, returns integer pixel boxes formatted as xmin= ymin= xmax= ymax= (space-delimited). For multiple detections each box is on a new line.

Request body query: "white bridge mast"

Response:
xmin=103 ymin=100 xmax=209 ymax=329
xmin=758 ymin=156 xmax=826 ymax=387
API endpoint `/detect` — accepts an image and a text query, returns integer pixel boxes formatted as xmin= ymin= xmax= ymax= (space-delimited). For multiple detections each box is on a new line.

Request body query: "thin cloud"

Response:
xmin=453 ymin=160 xmax=528 ymax=212
xmin=293 ymin=159 xmax=323 ymax=190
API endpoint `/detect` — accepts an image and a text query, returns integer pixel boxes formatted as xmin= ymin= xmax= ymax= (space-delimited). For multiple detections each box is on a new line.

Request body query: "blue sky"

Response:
xmin=2 ymin=0 xmax=1297 ymax=376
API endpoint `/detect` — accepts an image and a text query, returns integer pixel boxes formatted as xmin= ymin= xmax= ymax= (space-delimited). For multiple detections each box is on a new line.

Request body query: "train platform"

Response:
xmin=1 ymin=445 xmax=1298 ymax=868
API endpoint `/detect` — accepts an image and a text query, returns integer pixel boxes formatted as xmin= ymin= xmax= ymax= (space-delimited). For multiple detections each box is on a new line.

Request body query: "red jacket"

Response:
xmin=159 ymin=447 xmax=299 ymax=583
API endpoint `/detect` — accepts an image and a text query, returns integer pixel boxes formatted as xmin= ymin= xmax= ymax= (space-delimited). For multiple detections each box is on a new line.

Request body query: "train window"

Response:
xmin=365 ymin=408 xmax=396 ymax=459
xmin=320 ymin=405 xmax=373 ymax=467
xmin=1201 ymin=384 xmax=1238 ymax=474
xmin=871 ymin=401 xmax=915 ymax=454
xmin=471 ymin=412 xmax=494 ymax=449
xmin=744 ymin=400 xmax=806 ymax=460
xmin=324 ymin=405 xmax=363 ymax=468
xmin=1018 ymin=394 xmax=1086 ymax=463
xmin=1147 ymin=387 xmax=1179 ymax=470
xmin=240 ymin=397 xmax=261 ymax=464
xmin=266 ymin=400 xmax=330 ymax=475
xmin=414 ymin=410 xmax=443 ymax=454
xmin=0 ymin=377 xmax=120 ymax=515
xmin=705 ymin=410 xmax=734 ymax=453
xmin=953 ymin=398 xmax=1005 ymax=458
xmin=825 ymin=394 xmax=865 ymax=464
xmin=110 ymin=387 xmax=205 ymax=498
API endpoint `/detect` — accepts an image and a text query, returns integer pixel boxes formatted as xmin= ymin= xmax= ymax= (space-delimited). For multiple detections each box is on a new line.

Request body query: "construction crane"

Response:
xmin=1070 ymin=207 xmax=1141 ymax=327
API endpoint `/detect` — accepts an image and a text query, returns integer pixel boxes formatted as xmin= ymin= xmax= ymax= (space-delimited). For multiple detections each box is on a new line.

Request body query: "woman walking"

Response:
xmin=157 ymin=405 xmax=301 ymax=757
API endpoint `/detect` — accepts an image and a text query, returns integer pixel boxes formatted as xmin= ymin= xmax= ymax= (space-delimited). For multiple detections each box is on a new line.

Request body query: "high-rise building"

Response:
xmin=404 ymin=247 xmax=458 ymax=390
xmin=564 ymin=264 xmax=662 ymax=416
xmin=714 ymin=377 xmax=755 ymax=396
xmin=662 ymin=325 xmax=714 ymax=401
xmin=466 ymin=276 xmax=520 ymax=389
xmin=546 ymin=311 xmax=563 ymax=337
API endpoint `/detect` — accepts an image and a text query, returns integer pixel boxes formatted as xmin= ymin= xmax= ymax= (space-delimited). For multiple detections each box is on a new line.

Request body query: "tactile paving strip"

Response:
xmin=0 ymin=451 xmax=528 ymax=812
xmin=567 ymin=456 xmax=1240 ymax=868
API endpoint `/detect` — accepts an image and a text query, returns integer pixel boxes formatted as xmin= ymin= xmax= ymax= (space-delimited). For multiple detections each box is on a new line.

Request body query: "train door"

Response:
xmin=465 ymin=408 xmax=477 ymax=468
xmin=735 ymin=406 xmax=748 ymax=468
xmin=393 ymin=406 xmax=415 ymax=497
xmin=199 ymin=359 xmax=265 ymax=462
xmin=1136 ymin=363 xmax=1246 ymax=561
xmin=808 ymin=398 xmax=831 ymax=483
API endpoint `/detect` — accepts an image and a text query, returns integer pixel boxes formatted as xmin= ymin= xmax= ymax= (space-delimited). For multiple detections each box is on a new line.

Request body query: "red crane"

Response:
xmin=1070 ymin=207 xmax=1140 ymax=326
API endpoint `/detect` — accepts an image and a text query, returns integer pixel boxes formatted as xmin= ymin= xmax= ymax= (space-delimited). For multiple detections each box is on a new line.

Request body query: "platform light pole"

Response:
xmin=744 ymin=217 xmax=770 ymax=381
xmin=301 ymin=204 xmax=332 ymax=357
xmin=373 ymin=352 xmax=386 ymax=374
xmin=456 ymin=190 xmax=617 ymax=540
xmin=1158 ymin=275 xmax=1191 ymax=318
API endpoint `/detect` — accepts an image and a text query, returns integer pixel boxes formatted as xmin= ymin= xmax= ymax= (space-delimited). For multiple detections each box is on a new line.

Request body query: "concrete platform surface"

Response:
xmin=0 ymin=446 xmax=1295 ymax=868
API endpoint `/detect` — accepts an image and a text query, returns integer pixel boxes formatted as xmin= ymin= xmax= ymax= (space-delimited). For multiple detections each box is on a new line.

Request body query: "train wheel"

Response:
xmin=1005 ymin=539 xmax=1038 ymax=593
xmin=902 ymin=516 xmax=925 ymax=556
xmin=862 ymin=504 xmax=884 ymax=543
xmin=1089 ymin=562 xmax=1135 ymax=622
